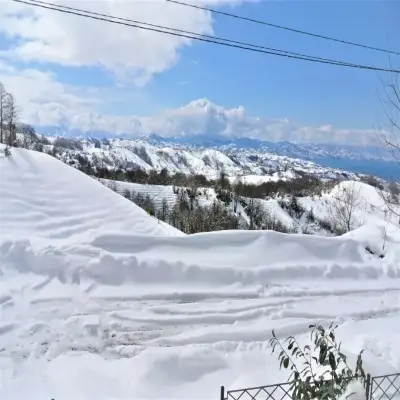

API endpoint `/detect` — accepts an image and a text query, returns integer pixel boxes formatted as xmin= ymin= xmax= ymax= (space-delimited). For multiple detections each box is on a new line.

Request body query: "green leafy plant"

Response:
xmin=269 ymin=323 xmax=366 ymax=400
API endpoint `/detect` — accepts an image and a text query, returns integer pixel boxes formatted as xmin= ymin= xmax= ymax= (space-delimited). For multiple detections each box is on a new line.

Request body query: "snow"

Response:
xmin=53 ymin=136 xmax=362 ymax=182
xmin=1 ymin=147 xmax=400 ymax=400
xmin=0 ymin=146 xmax=182 ymax=248
xmin=228 ymin=171 xmax=296 ymax=185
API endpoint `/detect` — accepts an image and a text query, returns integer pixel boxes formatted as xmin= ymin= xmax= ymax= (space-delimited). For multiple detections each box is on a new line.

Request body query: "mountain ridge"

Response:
xmin=34 ymin=127 xmax=398 ymax=179
xmin=43 ymin=136 xmax=363 ymax=183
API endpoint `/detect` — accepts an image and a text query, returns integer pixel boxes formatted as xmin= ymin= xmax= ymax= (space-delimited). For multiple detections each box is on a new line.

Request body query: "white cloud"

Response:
xmin=0 ymin=0 xmax=380 ymax=146
xmin=0 ymin=0 xmax=221 ymax=84
xmin=0 ymin=64 xmax=377 ymax=145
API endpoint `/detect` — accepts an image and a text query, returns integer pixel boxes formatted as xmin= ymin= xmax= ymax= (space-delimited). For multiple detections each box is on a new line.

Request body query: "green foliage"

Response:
xmin=269 ymin=323 xmax=366 ymax=400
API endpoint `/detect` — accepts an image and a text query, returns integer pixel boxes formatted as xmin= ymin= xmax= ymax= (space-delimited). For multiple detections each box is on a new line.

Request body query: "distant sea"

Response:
xmin=313 ymin=157 xmax=400 ymax=181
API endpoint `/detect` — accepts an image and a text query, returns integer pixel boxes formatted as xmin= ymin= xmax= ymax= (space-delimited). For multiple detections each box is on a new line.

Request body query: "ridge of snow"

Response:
xmin=0 ymin=146 xmax=182 ymax=249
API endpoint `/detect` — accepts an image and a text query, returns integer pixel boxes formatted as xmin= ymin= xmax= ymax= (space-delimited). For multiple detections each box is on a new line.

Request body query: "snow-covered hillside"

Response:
xmin=47 ymin=136 xmax=361 ymax=182
xmin=99 ymin=176 xmax=400 ymax=238
xmin=1 ymin=147 xmax=400 ymax=400
xmin=0 ymin=146 xmax=182 ymax=247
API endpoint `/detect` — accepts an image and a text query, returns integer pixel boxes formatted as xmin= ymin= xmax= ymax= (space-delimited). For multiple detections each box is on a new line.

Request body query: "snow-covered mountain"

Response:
xmin=145 ymin=133 xmax=398 ymax=180
xmin=38 ymin=125 xmax=399 ymax=179
xmin=45 ymin=136 xmax=365 ymax=182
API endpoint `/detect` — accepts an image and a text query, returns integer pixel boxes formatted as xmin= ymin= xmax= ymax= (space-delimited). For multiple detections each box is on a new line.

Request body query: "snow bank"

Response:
xmin=0 ymin=146 xmax=183 ymax=248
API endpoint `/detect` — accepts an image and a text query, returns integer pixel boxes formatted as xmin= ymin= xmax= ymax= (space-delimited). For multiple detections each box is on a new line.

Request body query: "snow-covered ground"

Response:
xmin=1 ymin=147 xmax=400 ymax=400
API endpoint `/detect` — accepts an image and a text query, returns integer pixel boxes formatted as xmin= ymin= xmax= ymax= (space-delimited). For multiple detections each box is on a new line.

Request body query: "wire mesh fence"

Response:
xmin=221 ymin=373 xmax=400 ymax=400
xmin=222 ymin=382 xmax=293 ymax=400
xmin=369 ymin=374 xmax=400 ymax=400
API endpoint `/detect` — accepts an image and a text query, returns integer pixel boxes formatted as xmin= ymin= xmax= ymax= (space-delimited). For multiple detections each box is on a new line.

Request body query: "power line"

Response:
xmin=167 ymin=0 xmax=400 ymax=57
xmin=12 ymin=0 xmax=400 ymax=74
xmin=17 ymin=0 xmax=361 ymax=68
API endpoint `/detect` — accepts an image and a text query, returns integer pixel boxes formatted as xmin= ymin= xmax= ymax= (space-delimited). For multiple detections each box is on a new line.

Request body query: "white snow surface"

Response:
xmin=1 ymin=147 xmax=400 ymax=400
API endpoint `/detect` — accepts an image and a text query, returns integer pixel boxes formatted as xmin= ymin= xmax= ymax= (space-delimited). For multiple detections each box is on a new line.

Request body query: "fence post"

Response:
xmin=220 ymin=386 xmax=225 ymax=400
xmin=365 ymin=374 xmax=371 ymax=400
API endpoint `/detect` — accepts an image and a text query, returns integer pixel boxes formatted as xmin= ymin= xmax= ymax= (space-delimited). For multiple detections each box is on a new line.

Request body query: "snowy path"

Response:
xmin=1 ymin=278 xmax=400 ymax=382
xmin=1 ymin=262 xmax=400 ymax=400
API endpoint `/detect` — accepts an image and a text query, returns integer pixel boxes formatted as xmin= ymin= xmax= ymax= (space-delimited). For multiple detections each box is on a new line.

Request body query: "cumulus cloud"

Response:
xmin=145 ymin=99 xmax=376 ymax=145
xmin=0 ymin=64 xmax=376 ymax=146
xmin=0 ymin=0 xmax=219 ymax=84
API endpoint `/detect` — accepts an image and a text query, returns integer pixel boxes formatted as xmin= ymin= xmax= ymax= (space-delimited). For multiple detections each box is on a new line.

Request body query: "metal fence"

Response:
xmin=221 ymin=381 xmax=293 ymax=400
xmin=221 ymin=373 xmax=400 ymax=400
xmin=368 ymin=373 xmax=400 ymax=400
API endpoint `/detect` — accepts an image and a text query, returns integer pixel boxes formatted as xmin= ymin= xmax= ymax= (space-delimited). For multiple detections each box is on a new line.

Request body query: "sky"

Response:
xmin=0 ymin=0 xmax=399 ymax=145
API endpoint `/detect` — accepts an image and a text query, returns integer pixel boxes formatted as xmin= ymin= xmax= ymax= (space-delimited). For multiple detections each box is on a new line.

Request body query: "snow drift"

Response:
xmin=1 ymin=146 xmax=400 ymax=400
xmin=0 ymin=146 xmax=183 ymax=246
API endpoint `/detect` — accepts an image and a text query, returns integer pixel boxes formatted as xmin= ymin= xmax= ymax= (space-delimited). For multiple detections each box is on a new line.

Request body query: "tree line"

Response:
xmin=103 ymin=180 xmax=296 ymax=234
xmin=77 ymin=157 xmax=338 ymax=200
xmin=101 ymin=178 xmax=358 ymax=236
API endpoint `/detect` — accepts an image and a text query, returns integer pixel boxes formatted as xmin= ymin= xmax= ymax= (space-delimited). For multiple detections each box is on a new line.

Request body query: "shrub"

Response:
xmin=270 ymin=323 xmax=366 ymax=400
xmin=279 ymin=196 xmax=305 ymax=220
xmin=1 ymin=145 xmax=12 ymax=157
xmin=359 ymin=175 xmax=384 ymax=190
xmin=305 ymin=208 xmax=316 ymax=223
xmin=216 ymin=189 xmax=232 ymax=206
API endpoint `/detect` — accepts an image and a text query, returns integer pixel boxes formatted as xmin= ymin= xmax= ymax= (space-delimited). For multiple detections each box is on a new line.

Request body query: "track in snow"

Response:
xmin=1 ymin=278 xmax=399 ymax=362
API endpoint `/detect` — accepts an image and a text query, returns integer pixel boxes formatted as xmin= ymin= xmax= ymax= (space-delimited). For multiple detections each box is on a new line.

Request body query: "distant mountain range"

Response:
xmin=45 ymin=136 xmax=365 ymax=184
xmin=36 ymin=127 xmax=399 ymax=180
xmin=146 ymin=134 xmax=399 ymax=180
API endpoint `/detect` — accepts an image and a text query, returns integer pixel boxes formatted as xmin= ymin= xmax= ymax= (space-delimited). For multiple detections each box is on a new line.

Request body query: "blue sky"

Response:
xmin=150 ymin=0 xmax=399 ymax=127
xmin=0 ymin=0 xmax=399 ymax=144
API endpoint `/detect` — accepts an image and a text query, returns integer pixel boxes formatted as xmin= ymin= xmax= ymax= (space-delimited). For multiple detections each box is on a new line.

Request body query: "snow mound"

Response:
xmin=0 ymin=146 xmax=183 ymax=249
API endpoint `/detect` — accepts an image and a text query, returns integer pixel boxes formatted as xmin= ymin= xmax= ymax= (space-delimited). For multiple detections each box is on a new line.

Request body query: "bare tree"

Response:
xmin=160 ymin=198 xmax=170 ymax=221
xmin=4 ymin=93 xmax=19 ymax=146
xmin=375 ymin=68 xmax=400 ymax=219
xmin=187 ymin=177 xmax=199 ymax=211
xmin=245 ymin=197 xmax=266 ymax=230
xmin=218 ymin=169 xmax=231 ymax=191
xmin=123 ymin=189 xmax=131 ymax=199
xmin=19 ymin=123 xmax=38 ymax=148
xmin=0 ymin=83 xmax=8 ymax=144
xmin=232 ymin=178 xmax=242 ymax=213
xmin=328 ymin=182 xmax=362 ymax=235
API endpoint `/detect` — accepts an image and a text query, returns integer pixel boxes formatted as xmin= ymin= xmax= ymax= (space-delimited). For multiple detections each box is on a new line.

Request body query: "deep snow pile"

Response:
xmin=1 ymin=147 xmax=400 ymax=400
xmin=0 ymin=146 xmax=183 ymax=247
